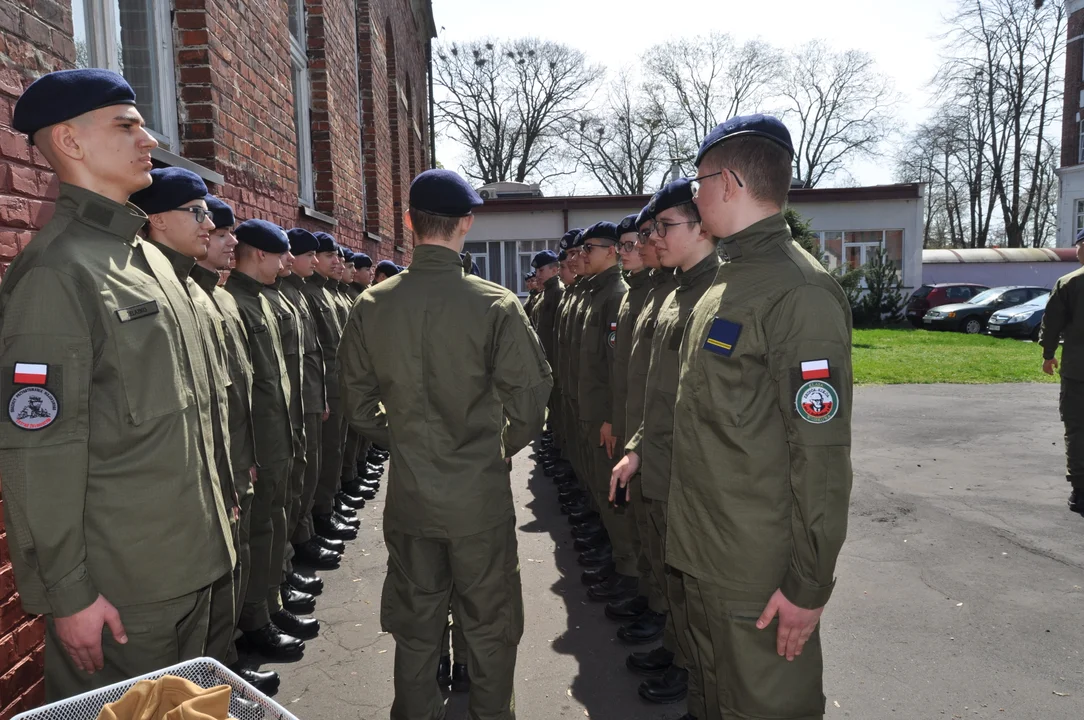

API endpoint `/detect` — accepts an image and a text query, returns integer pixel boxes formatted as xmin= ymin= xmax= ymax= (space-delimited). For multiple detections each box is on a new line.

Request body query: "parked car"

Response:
xmin=922 ymin=286 xmax=1049 ymax=334
xmin=987 ymin=293 xmax=1050 ymax=341
xmin=905 ymin=284 xmax=989 ymax=327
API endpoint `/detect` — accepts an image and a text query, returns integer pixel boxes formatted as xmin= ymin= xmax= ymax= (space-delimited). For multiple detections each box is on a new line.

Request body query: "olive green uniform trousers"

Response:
xmin=382 ymin=520 xmax=523 ymax=720
xmin=291 ymin=415 xmax=323 ymax=545
xmin=579 ymin=420 xmax=636 ymax=576
xmin=239 ymin=460 xmax=290 ymax=630
xmin=44 ymin=586 xmax=212 ymax=702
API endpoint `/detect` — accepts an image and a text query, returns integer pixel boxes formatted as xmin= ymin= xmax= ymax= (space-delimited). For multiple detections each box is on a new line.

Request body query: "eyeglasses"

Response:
xmin=637 ymin=218 xmax=698 ymax=241
xmin=617 ymin=240 xmax=638 ymax=253
xmin=688 ymin=168 xmax=744 ymax=198
xmin=169 ymin=206 xmax=210 ymax=224
xmin=582 ymin=242 xmax=613 ymax=254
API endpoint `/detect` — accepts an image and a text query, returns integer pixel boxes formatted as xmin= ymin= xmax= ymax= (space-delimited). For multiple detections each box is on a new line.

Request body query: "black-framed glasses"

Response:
xmin=639 ymin=218 xmax=698 ymax=240
xmin=582 ymin=242 xmax=613 ymax=254
xmin=689 ymin=168 xmax=744 ymax=198
xmin=169 ymin=206 xmax=210 ymax=224
xmin=617 ymin=240 xmax=638 ymax=253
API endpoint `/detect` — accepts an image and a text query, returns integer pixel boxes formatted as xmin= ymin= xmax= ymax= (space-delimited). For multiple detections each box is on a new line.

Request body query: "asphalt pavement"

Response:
xmin=273 ymin=384 xmax=1084 ymax=719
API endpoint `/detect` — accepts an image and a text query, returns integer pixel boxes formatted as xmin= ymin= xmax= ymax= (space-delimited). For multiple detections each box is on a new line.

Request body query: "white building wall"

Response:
xmin=1056 ymin=165 xmax=1084 ymax=247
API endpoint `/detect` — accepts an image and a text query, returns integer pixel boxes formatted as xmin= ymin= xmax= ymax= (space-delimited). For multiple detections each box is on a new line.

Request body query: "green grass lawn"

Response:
xmin=853 ymin=328 xmax=1056 ymax=385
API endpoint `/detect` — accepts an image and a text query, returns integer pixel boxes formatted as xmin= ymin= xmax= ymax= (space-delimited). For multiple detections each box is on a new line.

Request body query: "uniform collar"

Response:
xmin=309 ymin=273 xmax=328 ymax=287
xmin=544 ymin=275 xmax=560 ymax=290
xmin=227 ymin=269 xmax=267 ymax=296
xmin=56 ymin=183 xmax=148 ymax=246
xmin=718 ymin=213 xmax=790 ymax=262
xmin=588 ymin=264 xmax=621 ymax=292
xmin=675 ymin=251 xmax=721 ymax=289
xmin=352 ymin=282 xmax=369 ymax=291
xmin=283 ymin=273 xmax=306 ymax=289
xmin=650 ymin=268 xmax=676 ymax=287
xmin=147 ymin=239 xmax=197 ymax=282
xmin=409 ymin=244 xmax=462 ymax=272
xmin=625 ymin=269 xmax=650 ymax=289
xmin=191 ymin=263 xmax=221 ymax=294
xmin=269 ymin=277 xmax=284 ymax=290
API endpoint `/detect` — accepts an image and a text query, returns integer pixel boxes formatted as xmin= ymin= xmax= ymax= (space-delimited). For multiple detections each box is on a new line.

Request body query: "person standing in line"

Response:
xmin=339 ymin=169 xmax=552 ymax=720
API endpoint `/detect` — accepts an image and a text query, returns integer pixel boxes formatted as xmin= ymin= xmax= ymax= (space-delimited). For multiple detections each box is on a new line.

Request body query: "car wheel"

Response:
xmin=963 ymin=317 xmax=984 ymax=334
xmin=910 ymin=318 xmax=924 ymax=329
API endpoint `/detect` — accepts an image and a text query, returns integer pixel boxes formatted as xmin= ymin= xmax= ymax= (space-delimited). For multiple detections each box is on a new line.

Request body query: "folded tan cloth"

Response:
xmin=96 ymin=674 xmax=235 ymax=720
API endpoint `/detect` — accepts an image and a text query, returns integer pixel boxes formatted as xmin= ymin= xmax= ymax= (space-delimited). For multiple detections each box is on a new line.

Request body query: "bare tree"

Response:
xmin=643 ymin=33 xmax=780 ymax=172
xmin=781 ymin=40 xmax=900 ymax=188
xmin=569 ymin=71 xmax=670 ymax=195
xmin=434 ymin=38 xmax=600 ymax=185
xmin=937 ymin=0 xmax=1064 ymax=247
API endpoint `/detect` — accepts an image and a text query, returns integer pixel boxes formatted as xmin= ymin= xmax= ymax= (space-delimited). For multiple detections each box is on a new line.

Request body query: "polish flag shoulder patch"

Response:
xmin=800 ymin=359 xmax=830 ymax=381
xmin=13 ymin=363 xmax=48 ymax=385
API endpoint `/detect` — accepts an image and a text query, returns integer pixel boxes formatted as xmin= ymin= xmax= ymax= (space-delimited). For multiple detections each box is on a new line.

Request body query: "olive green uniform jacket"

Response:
xmin=668 ymin=215 xmax=853 ymax=609
xmin=577 ymin=265 xmax=628 ymax=426
xmin=1041 ymin=266 xmax=1084 ymax=382
xmin=338 ymin=245 xmax=552 ymax=538
xmin=0 ymin=185 xmax=233 ymax=617
xmin=611 ymin=270 xmax=651 ymax=439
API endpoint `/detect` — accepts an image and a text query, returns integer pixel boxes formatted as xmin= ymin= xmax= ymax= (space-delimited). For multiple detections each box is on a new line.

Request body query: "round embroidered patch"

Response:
xmin=9 ymin=386 xmax=57 ymax=431
xmin=795 ymin=381 xmax=838 ymax=424
xmin=608 ymin=331 xmax=616 ymax=348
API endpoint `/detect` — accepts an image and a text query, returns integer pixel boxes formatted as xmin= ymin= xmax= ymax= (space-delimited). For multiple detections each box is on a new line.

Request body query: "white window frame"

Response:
xmin=289 ymin=3 xmax=314 ymax=208
xmin=1075 ymin=200 xmax=1084 ymax=235
xmin=73 ymin=0 xmax=179 ymax=152
xmin=1079 ymin=120 xmax=1084 ymax=164
xmin=817 ymin=229 xmax=905 ymax=287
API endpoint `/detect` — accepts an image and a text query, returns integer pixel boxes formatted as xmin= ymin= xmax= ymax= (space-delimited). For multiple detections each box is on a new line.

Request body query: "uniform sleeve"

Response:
xmin=597 ymin=291 xmax=623 ymax=425
xmin=1040 ymin=279 xmax=1069 ymax=360
xmin=492 ymin=297 xmax=553 ymax=457
xmin=764 ymin=284 xmax=853 ymax=610
xmin=0 ymin=267 xmax=98 ymax=617
xmin=338 ymin=300 xmax=389 ymax=447
xmin=611 ymin=299 xmax=630 ymax=439
xmin=626 ymin=421 xmax=645 ymax=457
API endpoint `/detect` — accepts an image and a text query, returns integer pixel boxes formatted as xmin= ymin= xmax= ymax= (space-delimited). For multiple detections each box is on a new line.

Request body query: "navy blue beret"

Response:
xmin=129 ymin=168 xmax=208 ymax=216
xmin=650 ymin=179 xmax=696 ymax=217
xmin=409 ymin=169 xmax=483 ymax=217
xmin=695 ymin=113 xmax=794 ymax=167
xmin=397 ymin=265 xmax=406 ymax=272
xmin=617 ymin=213 xmax=640 ymax=236
xmin=313 ymin=232 xmax=337 ymax=254
xmin=375 ymin=260 xmax=400 ymax=277
xmin=235 ymin=220 xmax=289 ymax=254
xmin=287 ymin=228 xmax=319 ymax=255
xmin=532 ymin=250 xmax=559 ymax=269
xmin=558 ymin=228 xmax=583 ymax=251
xmin=1076 ymin=228 xmax=1084 ymax=245
xmin=581 ymin=221 xmax=619 ymax=243
xmin=636 ymin=200 xmax=656 ymax=229
xmin=14 ymin=69 xmax=137 ymax=144
xmin=525 ymin=271 xmax=536 ymax=281
xmin=352 ymin=252 xmax=373 ymax=269
xmin=205 ymin=196 xmax=235 ymax=230
xmin=342 ymin=248 xmax=355 ymax=263
xmin=558 ymin=249 xmax=568 ymax=262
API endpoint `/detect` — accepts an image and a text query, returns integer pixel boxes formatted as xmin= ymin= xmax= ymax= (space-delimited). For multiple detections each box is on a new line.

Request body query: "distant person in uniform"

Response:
xmin=373 ymin=259 xmax=401 ymax=285
xmin=339 ymin=169 xmax=552 ymax=720
xmin=2 ymin=69 xmax=233 ymax=701
xmin=1040 ymin=228 xmax=1084 ymax=517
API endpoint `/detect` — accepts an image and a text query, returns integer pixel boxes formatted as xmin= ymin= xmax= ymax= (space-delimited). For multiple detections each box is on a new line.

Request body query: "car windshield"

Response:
xmin=967 ymin=289 xmax=1004 ymax=305
xmin=911 ymin=286 xmax=932 ymax=300
xmin=1013 ymin=293 xmax=1049 ymax=309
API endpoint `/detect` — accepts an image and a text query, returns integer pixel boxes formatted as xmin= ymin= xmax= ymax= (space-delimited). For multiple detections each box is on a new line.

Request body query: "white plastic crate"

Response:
xmin=12 ymin=657 xmax=300 ymax=720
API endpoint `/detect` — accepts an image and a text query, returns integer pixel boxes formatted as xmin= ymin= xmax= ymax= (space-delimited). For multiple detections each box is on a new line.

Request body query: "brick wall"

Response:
xmin=0 ymin=0 xmax=432 ymax=712
xmin=1061 ymin=9 xmax=1084 ymax=168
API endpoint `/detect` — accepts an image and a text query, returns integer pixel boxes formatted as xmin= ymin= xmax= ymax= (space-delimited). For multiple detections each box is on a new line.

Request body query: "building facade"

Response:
xmin=467 ymin=183 xmax=926 ymax=298
xmin=1057 ymin=0 xmax=1084 ymax=247
xmin=0 ymin=0 xmax=435 ymax=713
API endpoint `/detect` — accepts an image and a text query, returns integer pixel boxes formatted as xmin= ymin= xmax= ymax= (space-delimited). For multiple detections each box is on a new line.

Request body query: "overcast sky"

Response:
xmin=430 ymin=0 xmax=956 ymax=191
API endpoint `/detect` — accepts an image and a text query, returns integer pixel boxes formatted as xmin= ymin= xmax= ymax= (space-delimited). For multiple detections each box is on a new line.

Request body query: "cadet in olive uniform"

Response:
xmin=373 ymin=259 xmax=401 ymax=284
xmin=198 ymin=198 xmax=281 ymax=694
xmin=605 ymin=213 xmax=653 ymax=624
xmin=128 ymin=169 xmax=240 ymax=668
xmin=307 ymin=233 xmax=360 ymax=543
xmin=575 ymin=222 xmax=635 ymax=602
xmin=261 ymin=249 xmax=317 ymax=618
xmin=339 ymin=169 xmax=552 ymax=720
xmin=1041 ymin=229 xmax=1084 ymax=516
xmin=226 ymin=221 xmax=317 ymax=659
xmin=531 ymin=250 xmax=564 ymax=365
xmin=673 ymin=115 xmax=853 ymax=720
xmin=2 ymin=69 xmax=233 ymax=701
xmin=619 ymin=204 xmax=680 ymax=671
xmin=612 ymin=178 xmax=719 ymax=715
xmin=282 ymin=229 xmax=341 ymax=572
xmin=524 ymin=272 xmax=540 ymax=324
xmin=544 ymin=236 xmax=580 ymax=481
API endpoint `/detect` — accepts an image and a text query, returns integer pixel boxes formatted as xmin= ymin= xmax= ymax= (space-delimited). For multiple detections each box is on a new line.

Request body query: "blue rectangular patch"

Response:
xmin=703 ymin=318 xmax=741 ymax=357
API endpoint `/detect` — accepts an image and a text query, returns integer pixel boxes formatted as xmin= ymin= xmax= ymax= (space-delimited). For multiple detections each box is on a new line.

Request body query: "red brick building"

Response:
xmin=0 ymin=0 xmax=435 ymax=715
xmin=1057 ymin=0 xmax=1084 ymax=246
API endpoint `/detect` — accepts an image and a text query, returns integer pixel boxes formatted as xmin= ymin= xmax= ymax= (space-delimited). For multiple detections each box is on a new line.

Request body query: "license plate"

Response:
xmin=923 ymin=319 xmax=932 ymax=324
xmin=989 ymin=324 xmax=1000 ymax=331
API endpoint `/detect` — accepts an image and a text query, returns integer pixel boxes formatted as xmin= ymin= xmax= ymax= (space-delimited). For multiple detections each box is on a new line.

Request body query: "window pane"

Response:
xmin=885 ymin=230 xmax=903 ymax=265
xmin=822 ymin=232 xmax=842 ymax=270
xmin=73 ymin=0 xmax=91 ymax=68
xmin=116 ymin=0 xmax=164 ymax=135
xmin=518 ymin=254 xmax=532 ymax=293
xmin=289 ymin=0 xmax=303 ymax=43
xmin=846 ymin=245 xmax=862 ymax=270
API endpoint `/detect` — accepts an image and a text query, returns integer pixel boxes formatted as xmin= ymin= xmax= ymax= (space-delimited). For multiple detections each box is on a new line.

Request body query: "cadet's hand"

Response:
xmin=249 ymin=465 xmax=258 ymax=486
xmin=756 ymin=589 xmax=823 ymax=662
xmin=600 ymin=423 xmax=617 ymax=459
xmin=609 ymin=451 xmax=640 ymax=503
xmin=55 ymin=595 xmax=127 ymax=674
xmin=1043 ymin=358 xmax=1059 ymax=376
xmin=323 ymin=403 xmax=330 ymax=422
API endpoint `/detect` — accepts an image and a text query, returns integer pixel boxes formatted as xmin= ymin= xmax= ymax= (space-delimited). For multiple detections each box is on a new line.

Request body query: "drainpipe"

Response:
xmin=428 ymin=38 xmax=436 ymax=168
xmin=352 ymin=0 xmax=367 ymax=240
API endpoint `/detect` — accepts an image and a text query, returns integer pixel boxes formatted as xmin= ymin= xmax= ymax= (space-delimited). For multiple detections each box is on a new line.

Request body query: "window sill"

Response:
xmin=394 ymin=245 xmax=408 ymax=254
xmin=150 ymin=148 xmax=225 ymax=186
xmin=366 ymin=232 xmax=383 ymax=243
xmin=300 ymin=206 xmax=337 ymax=226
